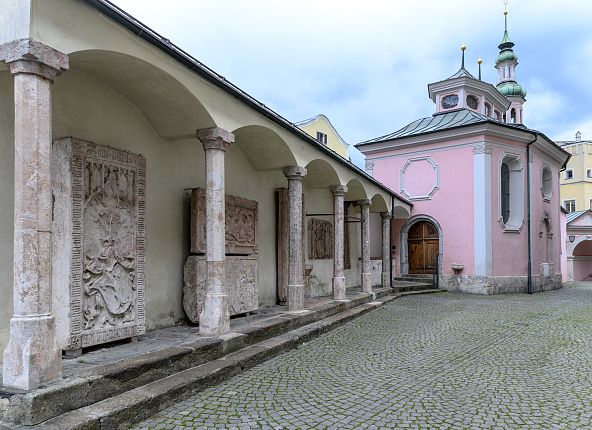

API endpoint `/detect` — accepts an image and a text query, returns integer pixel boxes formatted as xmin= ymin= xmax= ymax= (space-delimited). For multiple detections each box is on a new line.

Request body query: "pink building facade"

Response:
xmin=359 ymin=22 xmax=570 ymax=294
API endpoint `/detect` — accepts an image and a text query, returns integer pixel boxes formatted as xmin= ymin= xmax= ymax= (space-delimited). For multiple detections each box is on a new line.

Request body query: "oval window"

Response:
xmin=441 ymin=94 xmax=459 ymax=109
xmin=467 ymin=94 xmax=479 ymax=110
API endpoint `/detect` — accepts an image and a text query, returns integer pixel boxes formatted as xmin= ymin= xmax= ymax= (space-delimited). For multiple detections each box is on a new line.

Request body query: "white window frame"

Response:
xmin=564 ymin=200 xmax=576 ymax=213
xmin=498 ymin=153 xmax=525 ymax=232
xmin=541 ymin=165 xmax=552 ymax=202
xmin=316 ymin=131 xmax=327 ymax=145
xmin=587 ymin=169 xmax=592 ymax=178
xmin=565 ymin=169 xmax=574 ymax=180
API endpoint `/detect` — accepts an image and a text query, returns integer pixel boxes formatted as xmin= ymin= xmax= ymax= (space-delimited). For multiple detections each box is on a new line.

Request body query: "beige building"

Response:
xmin=295 ymin=114 xmax=350 ymax=159
xmin=558 ymin=132 xmax=592 ymax=212
xmin=0 ymin=0 xmax=411 ymax=396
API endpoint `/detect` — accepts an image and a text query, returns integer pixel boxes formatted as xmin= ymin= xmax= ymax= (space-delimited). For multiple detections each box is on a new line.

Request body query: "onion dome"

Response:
xmin=496 ymin=81 xmax=527 ymax=98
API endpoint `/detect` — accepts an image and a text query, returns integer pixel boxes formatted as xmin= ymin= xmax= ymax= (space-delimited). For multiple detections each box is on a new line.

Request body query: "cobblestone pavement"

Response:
xmin=132 ymin=285 xmax=592 ymax=429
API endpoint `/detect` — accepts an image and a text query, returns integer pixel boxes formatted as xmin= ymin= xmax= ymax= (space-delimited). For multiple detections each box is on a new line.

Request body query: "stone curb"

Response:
xmin=14 ymin=290 xmax=441 ymax=429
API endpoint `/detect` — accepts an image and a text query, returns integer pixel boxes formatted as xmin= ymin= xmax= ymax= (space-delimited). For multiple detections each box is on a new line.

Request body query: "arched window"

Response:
xmin=494 ymin=110 xmax=502 ymax=121
xmin=510 ymin=108 xmax=517 ymax=123
xmin=541 ymin=166 xmax=552 ymax=201
xmin=485 ymin=102 xmax=492 ymax=117
xmin=501 ymin=163 xmax=510 ymax=223
xmin=499 ymin=153 xmax=524 ymax=231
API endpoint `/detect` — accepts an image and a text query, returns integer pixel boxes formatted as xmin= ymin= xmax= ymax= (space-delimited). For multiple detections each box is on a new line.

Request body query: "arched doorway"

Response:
xmin=407 ymin=221 xmax=440 ymax=274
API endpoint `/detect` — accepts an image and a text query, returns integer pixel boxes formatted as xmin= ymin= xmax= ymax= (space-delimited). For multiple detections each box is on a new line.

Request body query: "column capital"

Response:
xmin=330 ymin=185 xmax=348 ymax=196
xmin=381 ymin=212 xmax=392 ymax=219
xmin=0 ymin=39 xmax=69 ymax=80
xmin=356 ymin=199 xmax=371 ymax=207
xmin=197 ymin=127 xmax=235 ymax=151
xmin=283 ymin=165 xmax=307 ymax=180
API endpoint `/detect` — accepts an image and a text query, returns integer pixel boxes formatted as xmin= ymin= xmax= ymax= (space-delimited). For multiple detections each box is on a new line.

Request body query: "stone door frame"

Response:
xmin=400 ymin=214 xmax=443 ymax=277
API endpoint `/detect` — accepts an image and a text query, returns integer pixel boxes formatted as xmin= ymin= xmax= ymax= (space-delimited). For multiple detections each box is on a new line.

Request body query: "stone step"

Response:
xmin=0 ymin=287 xmax=390 ymax=427
xmin=391 ymin=282 xmax=435 ymax=293
xmin=1 ymin=288 xmax=444 ymax=429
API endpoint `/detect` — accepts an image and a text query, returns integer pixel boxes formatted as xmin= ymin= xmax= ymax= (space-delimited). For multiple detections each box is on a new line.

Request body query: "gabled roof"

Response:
xmin=566 ymin=210 xmax=592 ymax=224
xmin=294 ymin=114 xmax=350 ymax=149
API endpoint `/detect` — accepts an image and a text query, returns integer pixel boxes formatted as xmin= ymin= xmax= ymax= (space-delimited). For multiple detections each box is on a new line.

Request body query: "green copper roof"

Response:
xmin=496 ymin=49 xmax=517 ymax=64
xmin=496 ymin=81 xmax=527 ymax=98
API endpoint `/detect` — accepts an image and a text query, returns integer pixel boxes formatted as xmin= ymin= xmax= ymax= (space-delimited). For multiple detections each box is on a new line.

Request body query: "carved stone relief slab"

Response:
xmin=308 ymin=218 xmax=333 ymax=260
xmin=183 ymin=255 xmax=258 ymax=322
xmin=190 ymin=188 xmax=258 ymax=255
xmin=52 ymin=138 xmax=146 ymax=350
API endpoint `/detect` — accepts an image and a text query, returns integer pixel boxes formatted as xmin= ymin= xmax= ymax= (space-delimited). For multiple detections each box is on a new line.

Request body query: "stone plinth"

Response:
xmin=183 ymin=255 xmax=258 ymax=322
xmin=52 ymin=138 xmax=146 ymax=351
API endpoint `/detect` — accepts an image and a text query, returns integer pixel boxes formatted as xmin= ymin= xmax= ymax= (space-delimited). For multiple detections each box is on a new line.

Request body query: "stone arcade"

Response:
xmin=0 ymin=0 xmax=410 ymax=393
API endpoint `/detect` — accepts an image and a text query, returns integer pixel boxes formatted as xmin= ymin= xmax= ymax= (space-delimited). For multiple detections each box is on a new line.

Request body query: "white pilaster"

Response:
xmin=473 ymin=143 xmax=493 ymax=276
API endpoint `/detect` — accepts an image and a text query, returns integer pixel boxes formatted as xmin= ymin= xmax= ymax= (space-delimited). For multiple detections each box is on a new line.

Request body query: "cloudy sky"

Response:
xmin=111 ymin=0 xmax=592 ymax=144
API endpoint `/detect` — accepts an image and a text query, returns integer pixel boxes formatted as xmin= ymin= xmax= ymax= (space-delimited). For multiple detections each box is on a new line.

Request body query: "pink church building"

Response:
xmin=358 ymin=13 xmax=570 ymax=294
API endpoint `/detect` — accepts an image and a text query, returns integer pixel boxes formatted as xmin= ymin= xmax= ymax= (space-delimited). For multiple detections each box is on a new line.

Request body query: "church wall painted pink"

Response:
xmin=372 ymin=141 xmax=475 ymax=276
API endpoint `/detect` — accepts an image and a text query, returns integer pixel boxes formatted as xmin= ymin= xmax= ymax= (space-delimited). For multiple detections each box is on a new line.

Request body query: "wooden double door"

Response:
xmin=408 ymin=221 xmax=439 ymax=274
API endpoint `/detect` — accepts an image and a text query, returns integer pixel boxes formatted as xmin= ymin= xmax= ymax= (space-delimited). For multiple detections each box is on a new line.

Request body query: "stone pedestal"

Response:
xmin=381 ymin=212 xmax=392 ymax=287
xmin=283 ymin=166 xmax=307 ymax=311
xmin=331 ymin=185 xmax=347 ymax=300
xmin=1 ymin=39 xmax=68 ymax=390
xmin=197 ymin=128 xmax=234 ymax=336
xmin=51 ymin=138 xmax=146 ymax=351
xmin=358 ymin=200 xmax=372 ymax=293
xmin=183 ymin=256 xmax=258 ymax=322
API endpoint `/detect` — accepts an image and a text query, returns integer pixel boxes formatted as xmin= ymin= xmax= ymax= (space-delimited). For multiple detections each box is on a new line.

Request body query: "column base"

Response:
xmin=332 ymin=276 xmax=346 ymax=300
xmin=362 ymin=273 xmax=372 ymax=293
xmin=199 ymin=293 xmax=230 ymax=337
xmin=2 ymin=314 xmax=62 ymax=390
xmin=287 ymin=283 xmax=304 ymax=312
xmin=381 ymin=272 xmax=390 ymax=288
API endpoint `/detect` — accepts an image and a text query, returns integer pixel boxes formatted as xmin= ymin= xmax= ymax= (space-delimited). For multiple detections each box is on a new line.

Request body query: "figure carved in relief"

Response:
xmin=82 ymin=163 xmax=137 ymax=329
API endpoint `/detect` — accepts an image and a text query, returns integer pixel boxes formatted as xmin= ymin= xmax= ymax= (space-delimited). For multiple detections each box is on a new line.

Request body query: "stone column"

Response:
xmin=283 ymin=166 xmax=307 ymax=311
xmin=358 ymin=200 xmax=372 ymax=293
xmin=330 ymin=185 xmax=348 ymax=300
xmin=381 ymin=212 xmax=392 ymax=287
xmin=197 ymin=127 xmax=235 ymax=336
xmin=1 ymin=39 xmax=68 ymax=390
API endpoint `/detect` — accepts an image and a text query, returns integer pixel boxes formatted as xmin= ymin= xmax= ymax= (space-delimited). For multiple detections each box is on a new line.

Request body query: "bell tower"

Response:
xmin=495 ymin=5 xmax=526 ymax=124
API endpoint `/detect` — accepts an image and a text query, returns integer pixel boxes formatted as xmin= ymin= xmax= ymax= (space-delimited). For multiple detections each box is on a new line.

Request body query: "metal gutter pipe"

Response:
xmin=390 ymin=197 xmax=394 ymax=289
xmin=526 ymin=134 xmax=537 ymax=294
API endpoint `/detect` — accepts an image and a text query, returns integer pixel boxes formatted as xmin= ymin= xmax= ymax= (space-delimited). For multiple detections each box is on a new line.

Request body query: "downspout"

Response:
xmin=526 ymin=134 xmax=537 ymax=294
xmin=390 ymin=196 xmax=394 ymax=289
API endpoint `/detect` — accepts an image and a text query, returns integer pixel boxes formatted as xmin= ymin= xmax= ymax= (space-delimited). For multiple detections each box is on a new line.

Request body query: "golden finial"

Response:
xmin=477 ymin=58 xmax=483 ymax=65
xmin=461 ymin=43 xmax=467 ymax=51
xmin=503 ymin=0 xmax=509 ymax=15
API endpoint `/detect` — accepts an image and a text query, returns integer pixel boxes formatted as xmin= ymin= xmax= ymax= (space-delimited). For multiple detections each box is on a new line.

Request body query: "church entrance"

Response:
xmin=408 ymin=221 xmax=439 ymax=274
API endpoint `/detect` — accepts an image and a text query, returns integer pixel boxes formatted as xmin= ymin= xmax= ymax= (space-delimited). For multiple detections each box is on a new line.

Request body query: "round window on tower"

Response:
xmin=467 ymin=94 xmax=479 ymax=110
xmin=441 ymin=94 xmax=459 ymax=110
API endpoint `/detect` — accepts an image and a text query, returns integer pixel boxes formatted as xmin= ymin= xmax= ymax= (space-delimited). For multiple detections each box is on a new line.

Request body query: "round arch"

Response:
xmin=233 ymin=125 xmax=297 ymax=170
xmin=568 ymin=237 xmax=592 ymax=282
xmin=370 ymin=194 xmax=389 ymax=213
xmin=400 ymin=214 xmax=443 ymax=276
xmin=344 ymin=178 xmax=368 ymax=202
xmin=68 ymin=50 xmax=215 ymax=138
xmin=303 ymin=159 xmax=341 ymax=189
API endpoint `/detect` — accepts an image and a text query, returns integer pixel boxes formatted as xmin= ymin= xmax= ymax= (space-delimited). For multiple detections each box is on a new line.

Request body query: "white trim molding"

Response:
xmin=498 ymin=152 xmax=525 ymax=233
xmin=400 ymin=156 xmax=440 ymax=201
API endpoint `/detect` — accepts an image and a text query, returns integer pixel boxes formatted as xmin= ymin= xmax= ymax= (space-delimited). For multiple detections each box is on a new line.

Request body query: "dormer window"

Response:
xmin=466 ymin=94 xmax=479 ymax=110
xmin=441 ymin=94 xmax=459 ymax=110
xmin=485 ymin=102 xmax=492 ymax=117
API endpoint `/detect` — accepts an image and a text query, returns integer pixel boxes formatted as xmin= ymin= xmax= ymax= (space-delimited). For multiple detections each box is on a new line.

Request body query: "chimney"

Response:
xmin=576 ymin=131 xmax=582 ymax=142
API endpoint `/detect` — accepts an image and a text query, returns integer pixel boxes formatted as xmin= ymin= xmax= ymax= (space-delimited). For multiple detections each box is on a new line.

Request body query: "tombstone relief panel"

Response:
xmin=308 ymin=218 xmax=333 ymax=260
xmin=184 ymin=188 xmax=259 ymax=320
xmin=52 ymin=138 xmax=146 ymax=350
xmin=191 ymin=188 xmax=258 ymax=255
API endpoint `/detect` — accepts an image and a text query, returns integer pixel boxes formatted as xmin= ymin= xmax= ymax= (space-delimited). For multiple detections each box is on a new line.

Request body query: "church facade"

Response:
xmin=358 ymin=12 xmax=570 ymax=294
